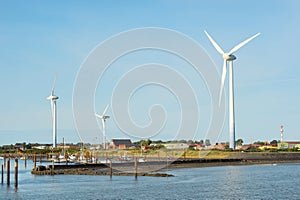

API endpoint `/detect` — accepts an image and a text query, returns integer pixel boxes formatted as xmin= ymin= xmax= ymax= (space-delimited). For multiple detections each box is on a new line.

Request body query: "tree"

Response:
xmin=236 ymin=139 xmax=243 ymax=146
xmin=140 ymin=139 xmax=152 ymax=146
xmin=270 ymin=140 xmax=278 ymax=145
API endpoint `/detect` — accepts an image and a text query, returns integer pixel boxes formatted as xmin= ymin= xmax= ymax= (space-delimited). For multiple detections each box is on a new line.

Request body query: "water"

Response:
xmin=1 ymin=160 xmax=300 ymax=199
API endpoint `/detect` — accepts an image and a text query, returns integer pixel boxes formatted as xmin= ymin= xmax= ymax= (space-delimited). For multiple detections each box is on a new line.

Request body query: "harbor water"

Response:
xmin=1 ymin=160 xmax=300 ymax=199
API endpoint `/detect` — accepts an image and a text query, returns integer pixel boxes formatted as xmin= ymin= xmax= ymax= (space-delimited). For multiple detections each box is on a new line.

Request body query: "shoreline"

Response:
xmin=31 ymin=153 xmax=300 ymax=177
xmin=169 ymin=159 xmax=300 ymax=169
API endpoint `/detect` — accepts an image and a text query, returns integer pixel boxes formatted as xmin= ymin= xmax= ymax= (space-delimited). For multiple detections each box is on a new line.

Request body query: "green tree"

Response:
xmin=140 ymin=139 xmax=152 ymax=146
xmin=236 ymin=138 xmax=243 ymax=146
xmin=270 ymin=140 xmax=278 ymax=145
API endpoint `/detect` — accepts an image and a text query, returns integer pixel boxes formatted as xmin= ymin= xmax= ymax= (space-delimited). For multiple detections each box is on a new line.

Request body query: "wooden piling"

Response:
xmin=6 ymin=159 xmax=10 ymax=186
xmin=33 ymin=154 xmax=36 ymax=168
xmin=110 ymin=161 xmax=112 ymax=178
xmin=134 ymin=157 xmax=138 ymax=179
xmin=14 ymin=159 xmax=18 ymax=188
xmin=24 ymin=154 xmax=27 ymax=168
xmin=1 ymin=164 xmax=3 ymax=184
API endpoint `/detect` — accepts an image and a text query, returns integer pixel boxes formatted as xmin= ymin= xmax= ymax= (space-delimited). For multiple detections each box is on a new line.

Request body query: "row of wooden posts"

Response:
xmin=0 ymin=158 xmax=139 ymax=186
xmin=1 ymin=158 xmax=18 ymax=188
xmin=108 ymin=157 xmax=138 ymax=179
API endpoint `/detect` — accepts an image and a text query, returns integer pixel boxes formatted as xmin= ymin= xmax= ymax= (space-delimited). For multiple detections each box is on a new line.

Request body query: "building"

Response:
xmin=110 ymin=139 xmax=134 ymax=149
xmin=278 ymin=141 xmax=300 ymax=149
xmin=287 ymin=141 xmax=300 ymax=149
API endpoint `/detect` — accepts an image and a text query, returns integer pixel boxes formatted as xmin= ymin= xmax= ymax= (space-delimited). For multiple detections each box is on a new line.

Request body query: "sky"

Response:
xmin=0 ymin=0 xmax=299 ymax=146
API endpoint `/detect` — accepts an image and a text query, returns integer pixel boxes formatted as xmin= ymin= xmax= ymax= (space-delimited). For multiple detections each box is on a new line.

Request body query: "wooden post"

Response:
xmin=14 ymin=159 xmax=18 ymax=188
xmin=24 ymin=154 xmax=27 ymax=168
xmin=6 ymin=159 xmax=10 ymax=186
xmin=110 ymin=160 xmax=112 ymax=178
xmin=1 ymin=164 xmax=3 ymax=184
xmin=158 ymin=151 xmax=160 ymax=161
xmin=134 ymin=157 xmax=137 ymax=180
xmin=33 ymin=154 xmax=36 ymax=169
xmin=144 ymin=152 xmax=146 ymax=162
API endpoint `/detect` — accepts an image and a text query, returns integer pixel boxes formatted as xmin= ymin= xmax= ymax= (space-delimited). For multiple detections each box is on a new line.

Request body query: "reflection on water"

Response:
xmin=2 ymin=160 xmax=300 ymax=199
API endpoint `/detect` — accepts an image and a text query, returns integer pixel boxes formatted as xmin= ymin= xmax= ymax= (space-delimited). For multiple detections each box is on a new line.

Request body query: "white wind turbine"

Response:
xmin=47 ymin=78 xmax=59 ymax=148
xmin=95 ymin=105 xmax=110 ymax=150
xmin=204 ymin=31 xmax=260 ymax=149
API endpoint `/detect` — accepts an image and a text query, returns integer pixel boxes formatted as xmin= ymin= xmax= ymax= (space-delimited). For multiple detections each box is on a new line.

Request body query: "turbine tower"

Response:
xmin=47 ymin=80 xmax=59 ymax=148
xmin=204 ymin=31 xmax=260 ymax=149
xmin=95 ymin=105 xmax=110 ymax=150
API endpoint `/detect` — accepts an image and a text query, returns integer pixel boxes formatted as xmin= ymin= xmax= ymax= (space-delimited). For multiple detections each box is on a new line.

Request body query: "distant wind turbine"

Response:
xmin=204 ymin=31 xmax=260 ymax=149
xmin=47 ymin=77 xmax=59 ymax=148
xmin=95 ymin=104 xmax=110 ymax=150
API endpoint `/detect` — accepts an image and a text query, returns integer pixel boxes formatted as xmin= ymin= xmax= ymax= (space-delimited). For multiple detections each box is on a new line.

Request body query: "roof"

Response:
xmin=286 ymin=141 xmax=300 ymax=145
xmin=111 ymin=139 xmax=132 ymax=146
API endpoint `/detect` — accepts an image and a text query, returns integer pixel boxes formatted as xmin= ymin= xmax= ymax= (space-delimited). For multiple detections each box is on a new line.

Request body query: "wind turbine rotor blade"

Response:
xmin=204 ymin=31 xmax=225 ymax=55
xmin=52 ymin=75 xmax=57 ymax=92
xmin=219 ymin=59 xmax=227 ymax=106
xmin=95 ymin=113 xmax=103 ymax=119
xmin=228 ymin=33 xmax=261 ymax=55
xmin=102 ymin=104 xmax=109 ymax=116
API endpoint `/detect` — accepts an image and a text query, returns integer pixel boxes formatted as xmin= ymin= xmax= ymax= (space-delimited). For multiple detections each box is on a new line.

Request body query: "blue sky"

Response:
xmin=0 ymin=0 xmax=299 ymax=145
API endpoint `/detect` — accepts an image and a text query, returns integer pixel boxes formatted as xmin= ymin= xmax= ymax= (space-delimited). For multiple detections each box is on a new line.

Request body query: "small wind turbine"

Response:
xmin=95 ymin=105 xmax=110 ymax=150
xmin=204 ymin=31 xmax=260 ymax=149
xmin=47 ymin=78 xmax=59 ymax=148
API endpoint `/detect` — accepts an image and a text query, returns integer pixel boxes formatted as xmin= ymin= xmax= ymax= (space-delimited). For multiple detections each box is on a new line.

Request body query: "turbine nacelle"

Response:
xmin=47 ymin=89 xmax=59 ymax=101
xmin=223 ymin=54 xmax=236 ymax=61
xmin=47 ymin=95 xmax=59 ymax=101
xmin=102 ymin=116 xmax=110 ymax=120
xmin=95 ymin=113 xmax=110 ymax=121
